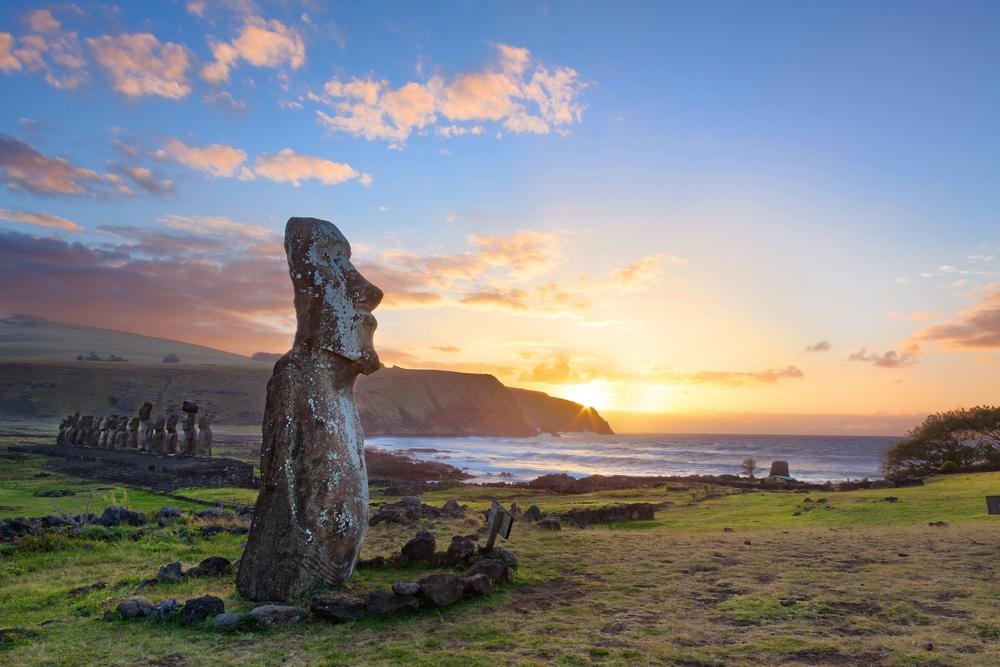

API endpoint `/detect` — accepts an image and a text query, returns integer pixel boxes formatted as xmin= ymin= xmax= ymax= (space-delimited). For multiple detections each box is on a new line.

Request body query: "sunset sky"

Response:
xmin=1 ymin=1 xmax=999 ymax=431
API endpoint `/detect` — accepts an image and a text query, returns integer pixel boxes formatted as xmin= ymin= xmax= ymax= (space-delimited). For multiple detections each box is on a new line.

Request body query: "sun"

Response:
xmin=561 ymin=381 xmax=612 ymax=411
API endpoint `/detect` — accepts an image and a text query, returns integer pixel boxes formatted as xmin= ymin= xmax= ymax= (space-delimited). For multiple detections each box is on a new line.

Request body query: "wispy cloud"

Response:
xmin=847 ymin=345 xmax=920 ymax=368
xmin=805 ymin=340 xmax=832 ymax=352
xmin=0 ymin=134 xmax=126 ymax=197
xmin=253 ymin=148 xmax=369 ymax=187
xmin=88 ymin=33 xmax=190 ymax=100
xmin=916 ymin=283 xmax=1000 ymax=349
xmin=201 ymin=16 xmax=305 ymax=84
xmin=157 ymin=138 xmax=253 ymax=180
xmin=0 ymin=208 xmax=83 ymax=232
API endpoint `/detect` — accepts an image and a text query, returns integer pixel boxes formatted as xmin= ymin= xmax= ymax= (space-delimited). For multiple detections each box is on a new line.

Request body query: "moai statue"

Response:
xmin=56 ymin=414 xmax=71 ymax=445
xmin=88 ymin=417 xmax=101 ymax=447
xmin=180 ymin=401 xmax=198 ymax=457
xmin=75 ymin=415 xmax=91 ymax=446
xmin=113 ymin=417 xmax=128 ymax=449
xmin=149 ymin=417 xmax=166 ymax=455
xmin=196 ymin=414 xmax=213 ymax=458
xmin=136 ymin=402 xmax=153 ymax=453
xmin=97 ymin=416 xmax=112 ymax=449
xmin=237 ymin=217 xmax=383 ymax=601
xmin=67 ymin=413 xmax=81 ymax=446
xmin=165 ymin=414 xmax=179 ymax=455
xmin=126 ymin=417 xmax=139 ymax=450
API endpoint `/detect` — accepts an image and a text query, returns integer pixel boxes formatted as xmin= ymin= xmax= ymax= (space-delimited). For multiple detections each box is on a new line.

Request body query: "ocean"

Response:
xmin=366 ymin=432 xmax=899 ymax=483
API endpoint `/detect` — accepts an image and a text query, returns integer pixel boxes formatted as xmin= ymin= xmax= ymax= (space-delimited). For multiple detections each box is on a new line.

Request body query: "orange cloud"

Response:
xmin=25 ymin=9 xmax=61 ymax=33
xmin=671 ymin=365 xmax=805 ymax=386
xmin=0 ymin=134 xmax=122 ymax=196
xmin=847 ymin=345 xmax=920 ymax=368
xmin=0 ymin=208 xmax=83 ymax=232
xmin=9 ymin=17 xmax=88 ymax=90
xmin=0 ymin=33 xmax=20 ymax=72
xmin=252 ymin=149 xmax=369 ymax=187
xmin=202 ymin=17 xmax=305 ymax=84
xmin=916 ymin=284 xmax=1000 ymax=349
xmin=157 ymin=138 xmax=252 ymax=179
xmin=88 ymin=33 xmax=190 ymax=99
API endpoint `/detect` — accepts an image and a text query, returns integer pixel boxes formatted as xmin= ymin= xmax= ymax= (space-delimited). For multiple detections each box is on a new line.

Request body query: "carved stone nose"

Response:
xmin=354 ymin=274 xmax=383 ymax=311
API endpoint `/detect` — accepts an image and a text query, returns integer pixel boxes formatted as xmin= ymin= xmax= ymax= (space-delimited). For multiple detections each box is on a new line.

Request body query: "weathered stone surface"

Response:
xmin=769 ymin=461 xmax=790 ymax=477
xmin=180 ymin=595 xmax=225 ymax=625
xmin=212 ymin=612 xmax=242 ymax=631
xmin=563 ymin=503 xmax=658 ymax=526
xmin=126 ymin=417 xmax=139 ymax=450
xmin=247 ymin=605 xmax=306 ymax=628
xmin=180 ymin=403 xmax=198 ymax=457
xmin=537 ymin=517 xmax=562 ymax=531
xmin=68 ymin=581 xmax=107 ymax=597
xmin=117 ymin=597 xmax=153 ymax=620
xmin=468 ymin=558 xmax=511 ymax=584
xmin=156 ymin=506 xmax=182 ymax=527
xmin=446 ymin=535 xmax=477 ymax=565
xmin=491 ymin=547 xmax=519 ymax=571
xmin=196 ymin=415 xmax=213 ymax=458
xmin=523 ymin=505 xmax=542 ymax=521
xmin=137 ymin=403 xmax=153 ymax=452
xmin=100 ymin=506 xmax=146 ymax=527
xmin=192 ymin=556 xmax=232 ymax=576
xmin=164 ymin=414 xmax=179 ymax=456
xmin=462 ymin=573 xmax=493 ymax=597
xmin=441 ymin=499 xmax=464 ymax=516
xmin=366 ymin=590 xmax=420 ymax=617
xmin=151 ymin=599 xmax=182 ymax=620
xmin=237 ymin=218 xmax=383 ymax=602
xmin=391 ymin=582 xmax=420 ymax=596
xmin=417 ymin=573 xmax=464 ymax=607
xmin=156 ymin=561 xmax=183 ymax=583
xmin=400 ymin=531 xmax=436 ymax=564
xmin=310 ymin=593 xmax=366 ymax=623
xmin=149 ymin=417 xmax=166 ymax=456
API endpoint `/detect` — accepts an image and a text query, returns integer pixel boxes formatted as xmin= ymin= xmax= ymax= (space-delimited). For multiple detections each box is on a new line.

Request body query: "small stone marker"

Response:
xmin=484 ymin=500 xmax=515 ymax=552
xmin=987 ymin=495 xmax=1000 ymax=515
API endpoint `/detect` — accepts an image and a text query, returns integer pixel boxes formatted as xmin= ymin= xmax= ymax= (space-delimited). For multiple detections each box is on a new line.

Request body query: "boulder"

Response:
xmin=462 ymin=573 xmax=493 ymax=597
xmin=42 ymin=514 xmax=74 ymax=528
xmin=366 ymin=590 xmax=420 ymax=617
xmin=156 ymin=561 xmax=184 ymax=583
xmin=68 ymin=581 xmax=108 ymax=597
xmin=523 ymin=505 xmax=542 ymax=521
xmin=492 ymin=547 xmax=519 ymax=571
xmin=399 ymin=496 xmax=422 ymax=507
xmin=101 ymin=506 xmax=147 ymax=527
xmin=155 ymin=507 xmax=182 ymax=527
xmin=151 ymin=599 xmax=182 ymax=620
xmin=537 ymin=517 xmax=561 ymax=531
xmin=441 ymin=499 xmax=464 ymax=516
xmin=468 ymin=558 xmax=511 ymax=584
xmin=310 ymin=593 xmax=366 ymax=623
xmin=117 ymin=597 xmax=153 ymax=620
xmin=196 ymin=507 xmax=227 ymax=519
xmin=391 ymin=582 xmax=420 ymax=597
xmin=445 ymin=535 xmax=477 ymax=565
xmin=417 ymin=573 xmax=465 ymax=607
xmin=248 ymin=605 xmax=306 ymax=628
xmin=188 ymin=556 xmax=232 ymax=577
xmin=213 ymin=612 xmax=242 ymax=631
xmin=180 ymin=595 xmax=225 ymax=625
xmin=400 ymin=531 xmax=436 ymax=564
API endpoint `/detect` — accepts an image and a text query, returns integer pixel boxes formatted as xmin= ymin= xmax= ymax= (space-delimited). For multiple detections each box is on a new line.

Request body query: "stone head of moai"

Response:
xmin=197 ymin=414 xmax=212 ymax=429
xmin=139 ymin=402 xmax=153 ymax=420
xmin=166 ymin=414 xmax=178 ymax=431
xmin=153 ymin=416 xmax=166 ymax=430
xmin=286 ymin=217 xmax=384 ymax=375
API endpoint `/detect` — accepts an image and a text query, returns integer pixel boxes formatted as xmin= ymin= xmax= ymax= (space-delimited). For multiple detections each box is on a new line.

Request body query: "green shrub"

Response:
xmin=939 ymin=461 xmax=959 ymax=474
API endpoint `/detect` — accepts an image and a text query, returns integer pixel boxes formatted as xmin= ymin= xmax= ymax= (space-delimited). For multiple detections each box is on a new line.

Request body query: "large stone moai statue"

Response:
xmin=76 ymin=415 xmax=91 ymax=446
xmin=149 ymin=417 xmax=166 ymax=455
xmin=88 ymin=417 xmax=101 ymax=447
xmin=196 ymin=414 xmax=213 ymax=458
xmin=97 ymin=416 xmax=112 ymax=449
xmin=126 ymin=417 xmax=139 ymax=450
xmin=180 ymin=401 xmax=198 ymax=457
xmin=57 ymin=414 xmax=72 ymax=445
xmin=237 ymin=217 xmax=383 ymax=602
xmin=67 ymin=413 xmax=80 ymax=446
xmin=137 ymin=402 xmax=153 ymax=453
xmin=165 ymin=414 xmax=179 ymax=455
xmin=113 ymin=417 xmax=128 ymax=449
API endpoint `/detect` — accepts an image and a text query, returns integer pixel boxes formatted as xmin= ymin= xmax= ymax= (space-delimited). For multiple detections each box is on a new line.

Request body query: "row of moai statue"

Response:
xmin=56 ymin=400 xmax=213 ymax=458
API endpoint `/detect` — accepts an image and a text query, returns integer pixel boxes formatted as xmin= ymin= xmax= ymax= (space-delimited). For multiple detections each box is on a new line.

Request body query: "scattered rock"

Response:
xmin=536 ymin=517 xmax=561 ymax=531
xmin=400 ymin=495 xmax=422 ymax=507
xmin=881 ymin=496 xmax=899 ymax=503
xmin=417 ymin=573 xmax=465 ymax=608
xmin=151 ymin=599 xmax=182 ymax=620
xmin=101 ymin=506 xmax=146 ymax=527
xmin=200 ymin=526 xmax=226 ymax=538
xmin=366 ymin=590 xmax=420 ymax=617
xmin=445 ymin=535 xmax=477 ymax=565
xmin=462 ymin=573 xmax=492 ymax=597
xmin=118 ymin=597 xmax=154 ymax=620
xmin=248 ymin=605 xmax=306 ymax=628
xmin=400 ymin=531 xmax=436 ymax=564
xmin=523 ymin=505 xmax=542 ymax=521
xmin=157 ymin=561 xmax=184 ymax=583
xmin=180 ymin=596 xmax=225 ymax=625
xmin=35 ymin=489 xmax=75 ymax=497
xmin=310 ymin=594 xmax=366 ymax=623
xmin=392 ymin=582 xmax=420 ymax=597
xmin=228 ymin=526 xmax=249 ymax=536
xmin=928 ymin=521 xmax=948 ymax=527
xmin=155 ymin=507 xmax=182 ymax=527
xmin=468 ymin=558 xmax=510 ymax=584
xmin=196 ymin=507 xmax=227 ymax=519
xmin=491 ymin=547 xmax=518 ymax=570
xmin=441 ymin=499 xmax=464 ymax=516
xmin=923 ymin=642 xmax=934 ymax=651
xmin=356 ymin=556 xmax=385 ymax=568
xmin=68 ymin=581 xmax=107 ymax=597
xmin=213 ymin=612 xmax=242 ymax=631
xmin=723 ymin=527 xmax=734 ymax=532
xmin=779 ymin=599 xmax=796 ymax=607
xmin=190 ymin=556 xmax=232 ymax=577
xmin=816 ymin=498 xmax=828 ymax=504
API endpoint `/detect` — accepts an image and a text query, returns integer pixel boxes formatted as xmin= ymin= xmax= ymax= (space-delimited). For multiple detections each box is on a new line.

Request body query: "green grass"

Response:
xmin=1 ymin=451 xmax=999 ymax=665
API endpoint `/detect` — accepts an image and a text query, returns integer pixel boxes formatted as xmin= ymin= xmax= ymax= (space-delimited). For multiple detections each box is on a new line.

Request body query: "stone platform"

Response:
xmin=12 ymin=445 xmax=256 ymax=492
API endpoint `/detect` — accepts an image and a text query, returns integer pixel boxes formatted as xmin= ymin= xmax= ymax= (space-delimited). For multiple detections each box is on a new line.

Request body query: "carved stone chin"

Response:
xmin=237 ymin=217 xmax=383 ymax=602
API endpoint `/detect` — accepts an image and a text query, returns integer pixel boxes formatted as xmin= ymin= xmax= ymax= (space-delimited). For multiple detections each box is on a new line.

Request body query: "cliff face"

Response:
xmin=0 ymin=362 xmax=606 ymax=436
xmin=509 ymin=387 xmax=615 ymax=435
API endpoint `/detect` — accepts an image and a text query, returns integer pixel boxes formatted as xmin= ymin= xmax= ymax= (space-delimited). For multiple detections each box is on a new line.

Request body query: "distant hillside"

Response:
xmin=0 ymin=316 xmax=252 ymax=365
xmin=510 ymin=387 xmax=615 ymax=435
xmin=0 ymin=318 xmax=614 ymax=436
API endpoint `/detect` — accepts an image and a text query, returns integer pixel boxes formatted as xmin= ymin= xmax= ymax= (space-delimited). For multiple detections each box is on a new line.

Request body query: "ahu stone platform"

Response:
xmin=12 ymin=445 xmax=256 ymax=492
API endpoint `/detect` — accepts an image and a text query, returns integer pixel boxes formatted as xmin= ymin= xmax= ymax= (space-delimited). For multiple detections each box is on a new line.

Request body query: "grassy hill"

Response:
xmin=0 ymin=316 xmax=252 ymax=365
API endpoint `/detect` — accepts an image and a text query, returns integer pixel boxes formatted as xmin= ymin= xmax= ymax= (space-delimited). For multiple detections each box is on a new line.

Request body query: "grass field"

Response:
xmin=1 ymin=450 xmax=998 ymax=666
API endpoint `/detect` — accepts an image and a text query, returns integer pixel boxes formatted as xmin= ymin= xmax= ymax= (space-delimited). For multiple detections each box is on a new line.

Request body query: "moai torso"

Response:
xmin=126 ymin=417 xmax=139 ymax=450
xmin=165 ymin=414 xmax=179 ymax=455
xmin=137 ymin=402 xmax=153 ymax=452
xmin=97 ymin=417 xmax=111 ymax=449
xmin=149 ymin=418 xmax=166 ymax=455
xmin=113 ymin=418 xmax=128 ymax=449
xmin=195 ymin=415 xmax=213 ymax=458
xmin=180 ymin=407 xmax=197 ymax=457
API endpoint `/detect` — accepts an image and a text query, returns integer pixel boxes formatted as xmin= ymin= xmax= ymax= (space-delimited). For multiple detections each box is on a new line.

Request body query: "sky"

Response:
xmin=1 ymin=1 xmax=999 ymax=433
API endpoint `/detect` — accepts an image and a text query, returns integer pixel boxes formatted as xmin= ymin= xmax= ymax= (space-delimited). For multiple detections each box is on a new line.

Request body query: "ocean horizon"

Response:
xmin=367 ymin=432 xmax=900 ymax=483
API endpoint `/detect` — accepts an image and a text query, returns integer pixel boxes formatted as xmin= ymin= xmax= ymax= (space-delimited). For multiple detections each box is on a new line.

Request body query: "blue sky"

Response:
xmin=1 ymin=1 xmax=999 ymax=426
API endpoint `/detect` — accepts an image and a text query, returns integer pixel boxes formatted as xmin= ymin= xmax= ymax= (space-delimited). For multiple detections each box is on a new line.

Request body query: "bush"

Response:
xmin=939 ymin=461 xmax=959 ymax=474
xmin=884 ymin=406 xmax=1000 ymax=478
xmin=162 ymin=353 xmax=181 ymax=363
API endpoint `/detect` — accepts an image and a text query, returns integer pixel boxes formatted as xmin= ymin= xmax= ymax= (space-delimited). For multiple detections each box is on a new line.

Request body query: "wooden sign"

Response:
xmin=484 ymin=500 xmax=515 ymax=551
xmin=987 ymin=495 xmax=1000 ymax=516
